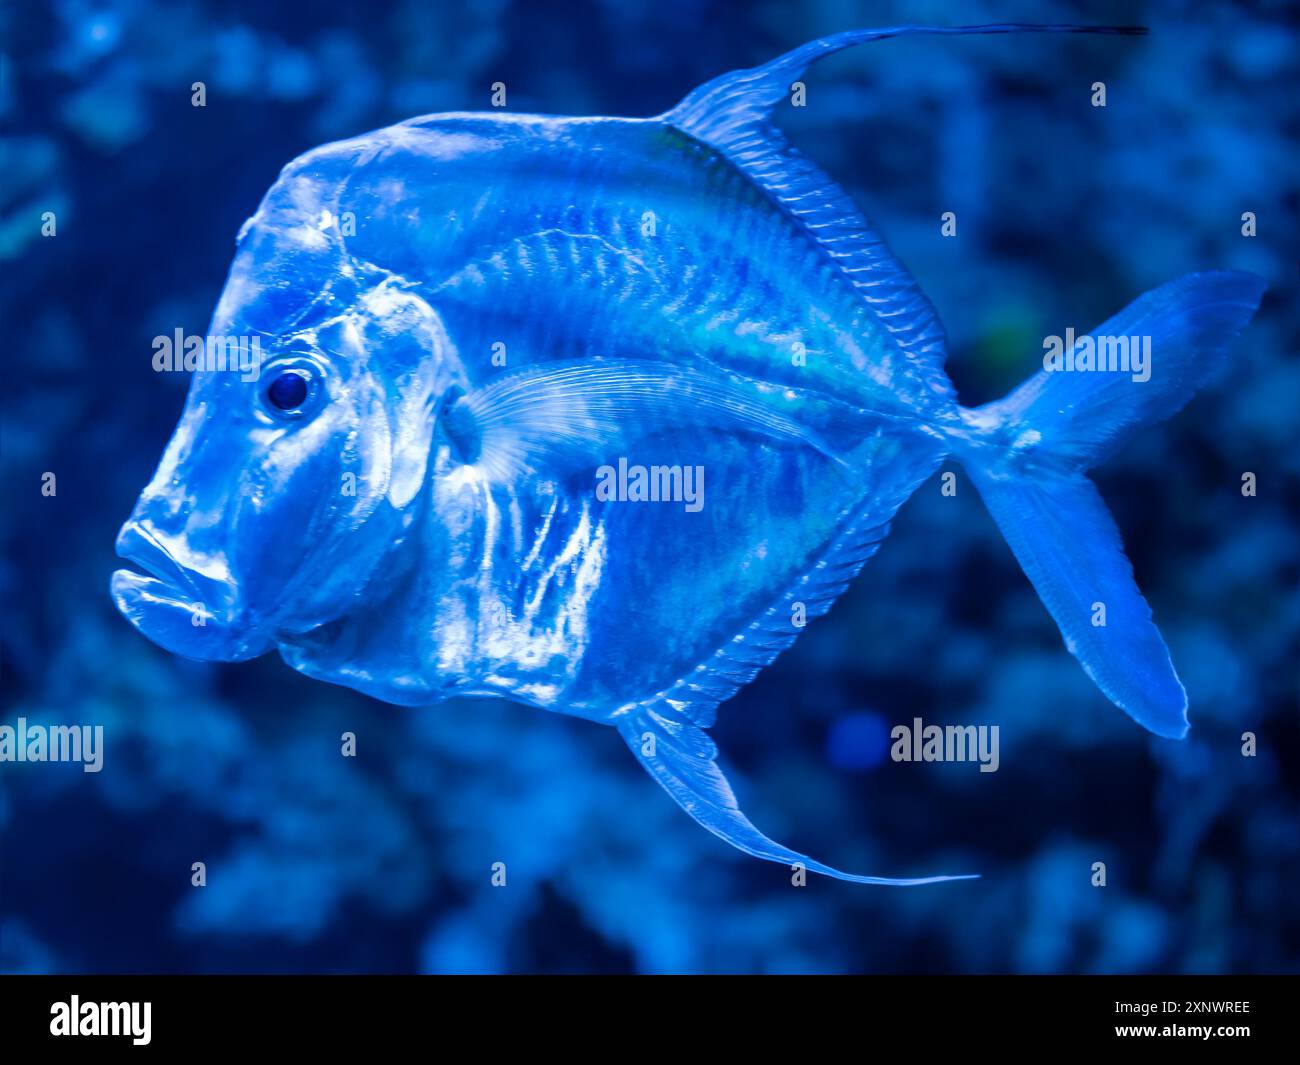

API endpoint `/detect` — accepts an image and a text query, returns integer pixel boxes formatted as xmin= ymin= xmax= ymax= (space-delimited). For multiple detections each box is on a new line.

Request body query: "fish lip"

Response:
xmin=111 ymin=523 xmax=272 ymax=661
xmin=114 ymin=523 xmax=202 ymax=603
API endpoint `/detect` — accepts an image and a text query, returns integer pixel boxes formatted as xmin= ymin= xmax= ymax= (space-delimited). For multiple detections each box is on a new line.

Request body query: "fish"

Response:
xmin=111 ymin=24 xmax=1266 ymax=885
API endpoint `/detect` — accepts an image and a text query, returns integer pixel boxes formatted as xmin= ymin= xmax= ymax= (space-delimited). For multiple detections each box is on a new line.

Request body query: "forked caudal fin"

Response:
xmin=616 ymin=273 xmax=1264 ymax=882
xmin=617 ymin=708 xmax=978 ymax=886
xmin=958 ymin=271 xmax=1267 ymax=739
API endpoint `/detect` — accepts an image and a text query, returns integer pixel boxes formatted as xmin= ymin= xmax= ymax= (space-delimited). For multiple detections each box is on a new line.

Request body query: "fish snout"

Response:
xmin=111 ymin=520 xmax=268 ymax=661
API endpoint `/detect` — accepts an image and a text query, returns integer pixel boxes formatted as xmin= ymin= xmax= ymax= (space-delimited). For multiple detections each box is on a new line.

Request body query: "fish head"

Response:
xmin=113 ymin=198 xmax=464 ymax=661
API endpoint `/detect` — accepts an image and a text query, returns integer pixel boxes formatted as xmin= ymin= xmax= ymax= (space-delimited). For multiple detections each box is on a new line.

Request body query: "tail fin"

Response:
xmin=617 ymin=708 xmax=977 ymax=885
xmin=957 ymin=271 xmax=1267 ymax=738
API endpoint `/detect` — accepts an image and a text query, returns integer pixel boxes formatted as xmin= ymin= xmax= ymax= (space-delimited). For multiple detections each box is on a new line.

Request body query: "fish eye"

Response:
xmin=262 ymin=366 xmax=316 ymax=417
xmin=268 ymin=370 xmax=309 ymax=410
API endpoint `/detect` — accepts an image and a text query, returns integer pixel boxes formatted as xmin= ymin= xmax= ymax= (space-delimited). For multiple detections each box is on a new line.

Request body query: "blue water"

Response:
xmin=2 ymin=0 xmax=1296 ymax=973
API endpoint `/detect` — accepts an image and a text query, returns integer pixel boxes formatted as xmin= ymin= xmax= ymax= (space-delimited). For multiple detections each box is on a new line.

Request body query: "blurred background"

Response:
xmin=1 ymin=0 xmax=1296 ymax=973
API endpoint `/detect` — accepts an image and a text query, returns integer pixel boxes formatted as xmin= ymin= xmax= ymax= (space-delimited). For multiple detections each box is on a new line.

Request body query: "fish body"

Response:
xmin=256 ymin=113 xmax=947 ymax=717
xmin=112 ymin=25 xmax=1265 ymax=884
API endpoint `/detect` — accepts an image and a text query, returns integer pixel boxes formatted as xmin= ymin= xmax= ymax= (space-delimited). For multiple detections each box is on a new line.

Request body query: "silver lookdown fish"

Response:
xmin=112 ymin=24 xmax=1266 ymax=883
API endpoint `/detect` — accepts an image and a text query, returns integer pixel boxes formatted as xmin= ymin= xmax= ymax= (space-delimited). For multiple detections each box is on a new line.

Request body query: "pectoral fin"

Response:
xmin=439 ymin=358 xmax=844 ymax=482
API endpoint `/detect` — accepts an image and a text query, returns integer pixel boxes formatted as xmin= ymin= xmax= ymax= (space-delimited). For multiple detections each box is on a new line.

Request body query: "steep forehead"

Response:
xmin=210 ymin=111 xmax=667 ymax=356
xmin=210 ymin=119 xmax=512 ymax=338
xmin=314 ymin=113 xmax=595 ymax=292
xmin=210 ymin=143 xmax=345 ymax=335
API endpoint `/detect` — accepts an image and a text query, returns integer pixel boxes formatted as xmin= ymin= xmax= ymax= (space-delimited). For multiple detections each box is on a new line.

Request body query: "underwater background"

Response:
xmin=1 ymin=0 xmax=1296 ymax=974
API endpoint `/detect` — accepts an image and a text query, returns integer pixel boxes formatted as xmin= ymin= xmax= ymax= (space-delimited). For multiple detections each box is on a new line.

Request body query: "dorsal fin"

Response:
xmin=663 ymin=24 xmax=1145 ymax=389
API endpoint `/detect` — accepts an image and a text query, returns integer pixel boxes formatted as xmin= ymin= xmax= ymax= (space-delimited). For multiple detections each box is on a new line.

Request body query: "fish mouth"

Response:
xmin=111 ymin=523 xmax=268 ymax=661
xmin=114 ymin=523 xmax=203 ymax=606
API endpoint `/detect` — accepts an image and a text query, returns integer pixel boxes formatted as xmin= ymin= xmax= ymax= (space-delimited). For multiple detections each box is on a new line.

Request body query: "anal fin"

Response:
xmin=616 ymin=706 xmax=976 ymax=885
xmin=631 ymin=512 xmax=893 ymax=729
xmin=609 ymin=499 xmax=973 ymax=885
